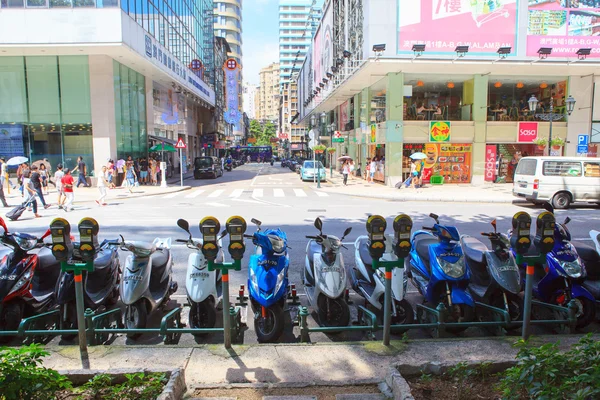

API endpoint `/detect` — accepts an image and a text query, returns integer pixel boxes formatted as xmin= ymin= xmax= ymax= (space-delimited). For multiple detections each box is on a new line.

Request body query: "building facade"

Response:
xmin=243 ymin=83 xmax=259 ymax=120
xmin=298 ymin=0 xmax=600 ymax=187
xmin=258 ymin=62 xmax=281 ymax=124
xmin=0 ymin=0 xmax=216 ymax=175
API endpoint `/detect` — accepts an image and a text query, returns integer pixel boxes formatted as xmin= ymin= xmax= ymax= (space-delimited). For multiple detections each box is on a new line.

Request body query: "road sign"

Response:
xmin=578 ymin=145 xmax=588 ymax=154
xmin=175 ymin=138 xmax=186 ymax=149
xmin=308 ymin=139 xmax=316 ymax=149
xmin=333 ymin=131 xmax=344 ymax=143
xmin=578 ymin=134 xmax=589 ymax=146
xmin=225 ymin=58 xmax=238 ymax=71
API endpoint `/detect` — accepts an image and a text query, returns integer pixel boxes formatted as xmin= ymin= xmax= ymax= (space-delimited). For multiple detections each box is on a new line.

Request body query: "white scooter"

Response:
xmin=304 ymin=217 xmax=352 ymax=327
xmin=176 ymin=219 xmax=224 ymax=337
xmin=350 ymin=235 xmax=414 ymax=326
xmin=119 ymin=236 xmax=177 ymax=339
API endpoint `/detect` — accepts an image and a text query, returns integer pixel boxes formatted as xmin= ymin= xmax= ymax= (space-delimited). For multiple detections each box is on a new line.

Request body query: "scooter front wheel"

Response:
xmin=189 ymin=299 xmax=217 ymax=338
xmin=317 ymin=296 xmax=350 ymax=329
xmin=573 ymin=296 xmax=595 ymax=329
xmin=254 ymin=304 xmax=284 ymax=343
xmin=124 ymin=301 xmax=147 ymax=340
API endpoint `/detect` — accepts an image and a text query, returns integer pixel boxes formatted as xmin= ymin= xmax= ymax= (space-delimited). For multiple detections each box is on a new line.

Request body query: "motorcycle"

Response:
xmin=575 ymin=230 xmax=600 ymax=307
xmin=0 ymin=217 xmax=58 ymax=343
xmin=351 ymin=234 xmax=414 ymax=327
xmin=176 ymin=218 xmax=224 ymax=337
xmin=224 ymin=162 xmax=232 ymax=172
xmin=119 ymin=236 xmax=178 ymax=339
xmin=406 ymin=213 xmax=474 ymax=332
xmin=304 ymin=218 xmax=352 ymax=327
xmin=246 ymin=218 xmax=289 ymax=343
xmin=461 ymin=220 xmax=522 ymax=329
xmin=55 ymin=239 xmax=121 ymax=340
xmin=270 ymin=159 xmax=274 ymax=166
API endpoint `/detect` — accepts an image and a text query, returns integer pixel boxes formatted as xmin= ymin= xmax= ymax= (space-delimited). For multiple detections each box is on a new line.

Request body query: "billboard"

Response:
xmin=397 ymin=0 xmax=518 ymax=55
xmin=527 ymin=1 xmax=600 ymax=58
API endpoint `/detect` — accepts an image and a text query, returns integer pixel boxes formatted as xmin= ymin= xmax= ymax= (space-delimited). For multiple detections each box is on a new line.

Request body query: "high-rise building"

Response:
xmin=243 ymin=83 xmax=259 ymax=120
xmin=0 ymin=0 xmax=216 ymax=174
xmin=258 ymin=63 xmax=280 ymax=124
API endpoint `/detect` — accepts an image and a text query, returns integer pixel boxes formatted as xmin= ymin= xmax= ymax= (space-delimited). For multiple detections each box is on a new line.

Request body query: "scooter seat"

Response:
xmin=93 ymin=249 xmax=114 ymax=270
xmin=32 ymin=247 xmax=60 ymax=297
xmin=460 ymin=235 xmax=487 ymax=264
xmin=357 ymin=237 xmax=374 ymax=268
xmin=151 ymin=248 xmax=170 ymax=270
xmin=414 ymin=235 xmax=437 ymax=272
xmin=574 ymin=242 xmax=600 ymax=280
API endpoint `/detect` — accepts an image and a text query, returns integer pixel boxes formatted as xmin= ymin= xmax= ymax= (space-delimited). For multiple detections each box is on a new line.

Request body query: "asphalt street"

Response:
xmin=3 ymin=162 xmax=600 ymax=345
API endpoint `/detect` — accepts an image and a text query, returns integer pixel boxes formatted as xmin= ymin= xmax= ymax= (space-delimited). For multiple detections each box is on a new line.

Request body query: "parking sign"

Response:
xmin=578 ymin=134 xmax=589 ymax=154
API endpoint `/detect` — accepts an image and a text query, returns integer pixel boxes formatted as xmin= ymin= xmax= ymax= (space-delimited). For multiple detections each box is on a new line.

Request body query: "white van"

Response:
xmin=512 ymin=156 xmax=600 ymax=209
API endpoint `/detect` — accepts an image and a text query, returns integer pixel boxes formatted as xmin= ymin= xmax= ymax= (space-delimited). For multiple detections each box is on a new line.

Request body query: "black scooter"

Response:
xmin=461 ymin=220 xmax=522 ymax=329
xmin=55 ymin=240 xmax=121 ymax=340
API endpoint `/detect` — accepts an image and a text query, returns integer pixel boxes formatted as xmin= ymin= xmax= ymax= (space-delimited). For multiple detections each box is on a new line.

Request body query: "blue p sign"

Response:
xmin=578 ymin=135 xmax=589 ymax=146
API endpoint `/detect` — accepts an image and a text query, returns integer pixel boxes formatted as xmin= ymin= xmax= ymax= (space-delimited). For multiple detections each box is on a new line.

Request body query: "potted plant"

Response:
xmin=551 ymin=137 xmax=566 ymax=150
xmin=313 ymin=145 xmax=326 ymax=154
xmin=326 ymin=147 xmax=336 ymax=154
xmin=532 ymin=137 xmax=548 ymax=150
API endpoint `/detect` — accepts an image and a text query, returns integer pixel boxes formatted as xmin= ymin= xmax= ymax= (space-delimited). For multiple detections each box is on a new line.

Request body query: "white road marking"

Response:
xmin=274 ymin=189 xmax=285 ymax=197
xmin=208 ymin=189 xmax=224 ymax=198
xmin=231 ymin=198 xmax=263 ymax=204
xmin=314 ymin=191 xmax=329 ymax=197
xmin=293 ymin=189 xmax=307 ymax=197
xmin=185 ymin=189 xmax=205 ymax=198
xmin=163 ymin=192 xmax=181 ymax=199
xmin=205 ymin=202 xmax=229 ymax=208
xmin=253 ymin=189 xmax=264 ymax=197
xmin=229 ymin=189 xmax=244 ymax=198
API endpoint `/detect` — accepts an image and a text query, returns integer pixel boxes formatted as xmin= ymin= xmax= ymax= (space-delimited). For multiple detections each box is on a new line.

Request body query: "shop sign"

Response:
xmin=247 ymin=137 xmax=257 ymax=144
xmin=223 ymin=59 xmax=241 ymax=125
xmin=333 ymin=131 xmax=344 ymax=143
xmin=429 ymin=121 xmax=451 ymax=142
xmin=485 ymin=145 xmax=497 ymax=182
xmin=0 ymin=124 xmax=25 ymax=158
xmin=370 ymin=124 xmax=377 ymax=143
xmin=518 ymin=122 xmax=538 ymax=143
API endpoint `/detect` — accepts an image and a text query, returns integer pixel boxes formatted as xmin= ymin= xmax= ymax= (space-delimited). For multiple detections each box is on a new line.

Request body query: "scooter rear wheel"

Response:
xmin=573 ymin=296 xmax=595 ymax=329
xmin=254 ymin=303 xmax=284 ymax=343
xmin=317 ymin=296 xmax=350 ymax=329
xmin=391 ymin=299 xmax=415 ymax=333
xmin=0 ymin=302 xmax=22 ymax=344
xmin=189 ymin=299 xmax=217 ymax=338
xmin=124 ymin=301 xmax=147 ymax=340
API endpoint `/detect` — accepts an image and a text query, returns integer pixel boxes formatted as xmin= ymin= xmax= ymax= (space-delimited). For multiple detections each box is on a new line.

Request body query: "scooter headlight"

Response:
xmin=330 ymin=238 xmax=341 ymax=251
xmin=274 ymin=268 xmax=286 ymax=294
xmin=560 ymin=259 xmax=582 ymax=278
xmin=14 ymin=235 xmax=37 ymax=251
xmin=249 ymin=268 xmax=259 ymax=294
xmin=8 ymin=270 xmax=32 ymax=295
xmin=268 ymin=235 xmax=285 ymax=254
xmin=436 ymin=256 xmax=466 ymax=279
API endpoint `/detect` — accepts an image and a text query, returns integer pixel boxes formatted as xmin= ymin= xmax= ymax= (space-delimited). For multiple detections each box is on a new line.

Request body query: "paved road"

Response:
xmin=4 ymin=162 xmax=600 ymax=345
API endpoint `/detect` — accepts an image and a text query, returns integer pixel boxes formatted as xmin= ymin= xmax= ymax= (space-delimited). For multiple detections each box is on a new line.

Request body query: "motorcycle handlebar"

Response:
xmin=422 ymin=226 xmax=434 ymax=231
xmin=176 ymin=239 xmax=188 ymax=243
xmin=243 ymin=234 xmax=254 ymax=239
xmin=306 ymin=235 xmax=319 ymax=239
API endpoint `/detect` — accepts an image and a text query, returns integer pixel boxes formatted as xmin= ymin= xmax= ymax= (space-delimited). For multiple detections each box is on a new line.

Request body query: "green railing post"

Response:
xmin=515 ymin=254 xmax=546 ymax=340
xmin=85 ymin=309 xmax=95 ymax=346
xmin=299 ymin=306 xmax=309 ymax=343
xmin=436 ymin=302 xmax=447 ymax=338
xmin=208 ymin=259 xmax=241 ymax=349
xmin=371 ymin=258 xmax=403 ymax=346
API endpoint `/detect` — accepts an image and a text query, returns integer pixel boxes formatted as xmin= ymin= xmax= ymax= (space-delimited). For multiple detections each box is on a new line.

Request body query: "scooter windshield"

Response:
xmin=254 ymin=229 xmax=287 ymax=254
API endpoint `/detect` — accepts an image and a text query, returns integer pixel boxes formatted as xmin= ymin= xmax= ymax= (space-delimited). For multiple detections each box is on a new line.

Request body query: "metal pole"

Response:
xmin=222 ymin=271 xmax=231 ymax=348
xmin=383 ymin=264 xmax=392 ymax=346
xmin=522 ymin=263 xmax=534 ymax=340
xmin=179 ymin=148 xmax=183 ymax=187
xmin=548 ymin=101 xmax=554 ymax=155
xmin=74 ymin=272 xmax=90 ymax=369
xmin=330 ymin=129 xmax=333 ymax=178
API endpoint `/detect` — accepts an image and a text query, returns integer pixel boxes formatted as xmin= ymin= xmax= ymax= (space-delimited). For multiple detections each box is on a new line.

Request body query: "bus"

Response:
xmin=231 ymin=146 xmax=273 ymax=162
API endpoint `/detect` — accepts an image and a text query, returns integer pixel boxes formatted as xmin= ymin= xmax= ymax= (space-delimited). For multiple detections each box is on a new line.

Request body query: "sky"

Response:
xmin=241 ymin=0 xmax=280 ymax=86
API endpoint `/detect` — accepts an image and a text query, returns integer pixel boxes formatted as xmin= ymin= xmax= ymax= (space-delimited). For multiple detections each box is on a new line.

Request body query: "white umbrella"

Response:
xmin=337 ymin=156 xmax=353 ymax=161
xmin=6 ymin=156 xmax=28 ymax=166
xmin=409 ymin=152 xmax=427 ymax=160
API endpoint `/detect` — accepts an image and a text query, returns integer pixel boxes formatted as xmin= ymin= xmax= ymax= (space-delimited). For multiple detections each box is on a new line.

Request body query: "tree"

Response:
xmin=249 ymin=119 xmax=262 ymax=140
xmin=257 ymin=121 xmax=277 ymax=146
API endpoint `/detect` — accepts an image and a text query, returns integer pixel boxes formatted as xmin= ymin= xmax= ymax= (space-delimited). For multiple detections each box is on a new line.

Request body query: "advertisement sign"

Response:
xmin=518 ymin=121 xmax=538 ymax=143
xmin=370 ymin=124 xmax=377 ymax=143
xmin=421 ymin=143 xmax=472 ymax=184
xmin=247 ymin=137 xmax=257 ymax=144
xmin=527 ymin=2 xmax=600 ymax=58
xmin=0 ymin=124 xmax=24 ymax=158
xmin=429 ymin=121 xmax=451 ymax=142
xmin=333 ymin=131 xmax=344 ymax=143
xmin=397 ymin=0 xmax=517 ymax=55
xmin=224 ymin=58 xmax=242 ymax=125
xmin=339 ymin=100 xmax=349 ymax=131
xmin=485 ymin=145 xmax=497 ymax=182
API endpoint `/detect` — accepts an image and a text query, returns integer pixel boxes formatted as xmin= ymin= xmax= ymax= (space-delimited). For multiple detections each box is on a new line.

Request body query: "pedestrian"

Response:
xmin=355 ymin=163 xmax=362 ymax=179
xmin=221 ymin=156 xmax=225 ymax=171
xmin=349 ymin=160 xmax=355 ymax=180
xmin=369 ymin=158 xmax=377 ymax=183
xmin=23 ymin=172 xmax=41 ymax=218
xmin=0 ymin=158 xmax=8 ymax=207
xmin=73 ymin=156 xmax=90 ymax=187
xmin=149 ymin=158 xmax=157 ymax=185
xmin=365 ymin=158 xmax=371 ymax=182
xmin=410 ymin=160 xmax=419 ymax=189
xmin=342 ymin=161 xmax=350 ymax=186
xmin=139 ymin=157 xmax=148 ymax=185
xmin=0 ymin=157 xmax=15 ymax=190
xmin=54 ymin=164 xmax=65 ymax=209
xmin=106 ymin=159 xmax=116 ymax=188
xmin=96 ymin=166 xmax=109 ymax=206
xmin=125 ymin=160 xmax=137 ymax=193
xmin=61 ymin=169 xmax=74 ymax=212
xmin=116 ymin=160 xmax=124 ymax=187
xmin=39 ymin=163 xmax=49 ymax=195
xmin=30 ymin=165 xmax=50 ymax=209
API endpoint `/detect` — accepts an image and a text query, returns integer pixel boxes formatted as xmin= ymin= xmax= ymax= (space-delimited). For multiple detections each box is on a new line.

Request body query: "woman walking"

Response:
xmin=125 ymin=161 xmax=137 ymax=193
xmin=54 ymin=164 xmax=65 ymax=209
xmin=96 ymin=166 xmax=109 ymax=206
xmin=342 ymin=161 xmax=350 ymax=186
xmin=39 ymin=163 xmax=49 ymax=195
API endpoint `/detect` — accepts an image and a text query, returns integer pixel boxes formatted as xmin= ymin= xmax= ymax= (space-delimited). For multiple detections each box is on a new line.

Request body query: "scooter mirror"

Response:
xmin=392 ymin=214 xmax=413 ymax=259
xmin=78 ymin=217 xmax=99 ymax=264
xmin=49 ymin=218 xmax=73 ymax=262
xmin=342 ymin=227 xmax=352 ymax=238
xmin=564 ymin=216 xmax=571 ymax=225
xmin=199 ymin=216 xmax=221 ymax=261
xmin=251 ymin=218 xmax=262 ymax=227
xmin=429 ymin=213 xmax=439 ymax=223
xmin=314 ymin=217 xmax=323 ymax=233
xmin=177 ymin=218 xmax=191 ymax=234
xmin=0 ymin=217 xmax=7 ymax=234
xmin=226 ymin=216 xmax=247 ymax=262
xmin=535 ymin=211 xmax=555 ymax=255
xmin=491 ymin=219 xmax=497 ymax=233
xmin=510 ymin=212 xmax=531 ymax=256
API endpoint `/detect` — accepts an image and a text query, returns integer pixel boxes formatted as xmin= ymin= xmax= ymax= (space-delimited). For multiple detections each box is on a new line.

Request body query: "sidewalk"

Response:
xmin=316 ymin=172 xmax=526 ymax=204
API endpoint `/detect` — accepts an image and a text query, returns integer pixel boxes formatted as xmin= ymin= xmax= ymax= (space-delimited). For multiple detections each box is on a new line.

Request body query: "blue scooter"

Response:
xmin=511 ymin=204 xmax=595 ymax=329
xmin=246 ymin=218 xmax=290 ymax=343
xmin=406 ymin=213 xmax=474 ymax=332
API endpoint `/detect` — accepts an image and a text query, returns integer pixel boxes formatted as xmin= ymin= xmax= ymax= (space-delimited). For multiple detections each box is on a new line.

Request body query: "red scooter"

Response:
xmin=0 ymin=217 xmax=59 ymax=343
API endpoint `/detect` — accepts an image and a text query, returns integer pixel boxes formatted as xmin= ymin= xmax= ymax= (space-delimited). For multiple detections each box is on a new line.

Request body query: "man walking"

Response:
xmin=73 ymin=156 xmax=90 ymax=187
xmin=61 ymin=169 xmax=75 ymax=212
xmin=30 ymin=165 xmax=50 ymax=209
xmin=0 ymin=158 xmax=8 ymax=207
xmin=96 ymin=166 xmax=109 ymax=206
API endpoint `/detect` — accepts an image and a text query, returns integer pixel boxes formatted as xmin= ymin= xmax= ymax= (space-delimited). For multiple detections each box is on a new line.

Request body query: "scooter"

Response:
xmin=351 ymin=234 xmax=414 ymax=326
xmin=406 ymin=213 xmax=474 ymax=332
xmin=225 ymin=162 xmax=232 ymax=172
xmin=246 ymin=218 xmax=289 ymax=343
xmin=510 ymin=204 xmax=595 ymax=329
xmin=0 ymin=217 xmax=58 ymax=343
xmin=176 ymin=218 xmax=224 ymax=336
xmin=55 ymin=239 xmax=121 ymax=340
xmin=460 ymin=220 xmax=522 ymax=328
xmin=119 ymin=236 xmax=177 ymax=339
xmin=304 ymin=218 xmax=352 ymax=327
xmin=575 ymin=230 xmax=600 ymax=308
xmin=270 ymin=159 xmax=274 ymax=166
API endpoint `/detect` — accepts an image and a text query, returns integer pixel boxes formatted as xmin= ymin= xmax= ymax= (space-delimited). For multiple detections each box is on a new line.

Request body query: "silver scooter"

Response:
xmin=304 ymin=217 xmax=352 ymax=327
xmin=351 ymin=234 xmax=414 ymax=326
xmin=119 ymin=236 xmax=177 ymax=339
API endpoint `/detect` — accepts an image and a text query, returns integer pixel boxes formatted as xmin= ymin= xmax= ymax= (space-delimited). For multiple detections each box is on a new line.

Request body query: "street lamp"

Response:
xmin=328 ymin=122 xmax=335 ymax=178
xmin=529 ymin=94 xmax=576 ymax=154
xmin=310 ymin=114 xmax=322 ymax=188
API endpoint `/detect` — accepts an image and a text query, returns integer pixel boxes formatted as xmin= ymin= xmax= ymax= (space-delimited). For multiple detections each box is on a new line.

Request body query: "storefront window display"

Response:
xmin=404 ymin=75 xmax=471 ymax=121
xmin=487 ymin=77 xmax=567 ymax=121
xmin=485 ymin=143 xmax=544 ymax=183
xmin=369 ymin=78 xmax=386 ymax=124
xmin=419 ymin=143 xmax=472 ymax=184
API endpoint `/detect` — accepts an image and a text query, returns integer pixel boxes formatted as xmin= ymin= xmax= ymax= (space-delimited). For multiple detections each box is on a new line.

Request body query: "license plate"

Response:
xmin=519 ymin=182 xmax=527 ymax=188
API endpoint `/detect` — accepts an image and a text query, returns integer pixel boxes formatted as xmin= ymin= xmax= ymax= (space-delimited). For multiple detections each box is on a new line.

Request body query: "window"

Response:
xmin=404 ymin=74 xmax=470 ymax=121
xmin=543 ymin=161 xmax=582 ymax=177
xmin=515 ymin=159 xmax=537 ymax=176
xmin=584 ymin=162 xmax=600 ymax=177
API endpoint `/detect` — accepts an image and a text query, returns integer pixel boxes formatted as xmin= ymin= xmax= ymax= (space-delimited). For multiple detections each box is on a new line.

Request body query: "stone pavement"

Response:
xmin=315 ymin=172 xmax=525 ymax=204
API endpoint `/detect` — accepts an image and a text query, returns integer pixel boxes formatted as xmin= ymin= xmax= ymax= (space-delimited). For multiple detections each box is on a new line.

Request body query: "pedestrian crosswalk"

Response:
xmin=161 ymin=188 xmax=330 ymax=200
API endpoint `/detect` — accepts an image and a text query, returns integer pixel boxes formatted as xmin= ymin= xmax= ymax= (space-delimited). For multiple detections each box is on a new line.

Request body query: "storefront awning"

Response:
xmin=148 ymin=135 xmax=177 ymax=145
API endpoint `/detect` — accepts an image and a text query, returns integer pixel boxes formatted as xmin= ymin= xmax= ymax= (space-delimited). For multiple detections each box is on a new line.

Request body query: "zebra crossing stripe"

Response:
xmin=208 ymin=189 xmax=224 ymax=198
xmin=293 ymin=189 xmax=307 ymax=197
xmin=253 ymin=189 xmax=264 ymax=197
xmin=229 ymin=189 xmax=244 ymax=198
xmin=315 ymin=191 xmax=329 ymax=197
xmin=163 ymin=192 xmax=181 ymax=199
xmin=185 ymin=189 xmax=205 ymax=198
xmin=273 ymin=189 xmax=285 ymax=197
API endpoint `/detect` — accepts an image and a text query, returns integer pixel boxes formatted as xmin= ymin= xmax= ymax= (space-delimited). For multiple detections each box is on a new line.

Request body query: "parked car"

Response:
xmin=512 ymin=156 xmax=600 ymax=209
xmin=194 ymin=156 xmax=223 ymax=179
xmin=300 ymin=160 xmax=326 ymax=182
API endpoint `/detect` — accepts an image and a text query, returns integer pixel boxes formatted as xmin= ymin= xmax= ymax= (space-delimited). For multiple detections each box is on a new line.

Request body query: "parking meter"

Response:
xmin=510 ymin=212 xmax=532 ymax=255
xmin=366 ymin=215 xmax=387 ymax=260
xmin=392 ymin=214 xmax=412 ymax=259
xmin=78 ymin=218 xmax=99 ymax=263
xmin=226 ymin=216 xmax=247 ymax=261
xmin=200 ymin=216 xmax=220 ymax=261
xmin=535 ymin=211 xmax=556 ymax=254
xmin=49 ymin=218 xmax=73 ymax=262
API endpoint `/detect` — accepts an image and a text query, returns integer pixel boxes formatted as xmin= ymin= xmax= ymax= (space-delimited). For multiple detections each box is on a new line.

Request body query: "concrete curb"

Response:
xmin=189 ymin=378 xmax=383 ymax=391
xmin=56 ymin=367 xmax=187 ymax=400
xmin=317 ymin=189 xmax=529 ymax=204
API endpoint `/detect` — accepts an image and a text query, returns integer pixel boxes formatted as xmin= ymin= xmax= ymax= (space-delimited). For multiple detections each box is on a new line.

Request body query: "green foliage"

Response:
xmin=532 ymin=137 xmax=548 ymax=146
xmin=73 ymin=372 xmax=167 ymax=400
xmin=419 ymin=371 xmax=433 ymax=384
xmin=497 ymin=334 xmax=600 ymax=400
xmin=0 ymin=344 xmax=72 ymax=400
xmin=249 ymin=119 xmax=277 ymax=147
xmin=551 ymin=137 xmax=566 ymax=147
xmin=249 ymin=119 xmax=262 ymax=138
xmin=313 ymin=145 xmax=326 ymax=152
xmin=326 ymin=147 xmax=336 ymax=154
